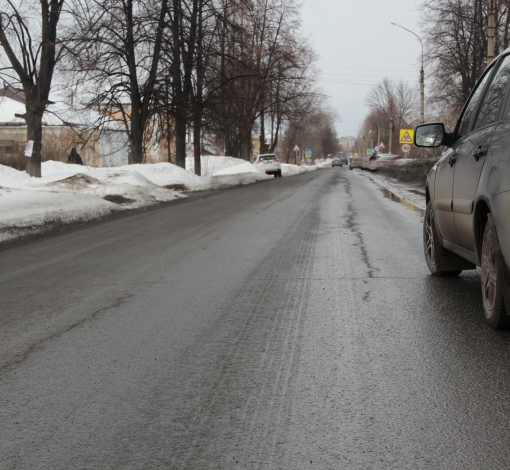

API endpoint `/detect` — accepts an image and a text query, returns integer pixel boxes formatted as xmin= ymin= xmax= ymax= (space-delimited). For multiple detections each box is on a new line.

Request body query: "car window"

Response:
xmin=260 ymin=155 xmax=276 ymax=161
xmin=457 ymin=66 xmax=494 ymax=138
xmin=473 ymin=55 xmax=510 ymax=130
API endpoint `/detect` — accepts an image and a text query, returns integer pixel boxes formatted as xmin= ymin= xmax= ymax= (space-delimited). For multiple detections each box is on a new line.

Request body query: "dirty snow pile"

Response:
xmin=0 ymin=157 xmax=317 ymax=242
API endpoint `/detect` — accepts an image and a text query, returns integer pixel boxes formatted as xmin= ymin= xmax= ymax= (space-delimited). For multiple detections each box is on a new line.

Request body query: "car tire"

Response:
xmin=423 ymin=202 xmax=470 ymax=277
xmin=481 ymin=215 xmax=510 ymax=328
xmin=278 ymin=170 xmax=282 ymax=177
xmin=349 ymin=166 xmax=353 ymax=170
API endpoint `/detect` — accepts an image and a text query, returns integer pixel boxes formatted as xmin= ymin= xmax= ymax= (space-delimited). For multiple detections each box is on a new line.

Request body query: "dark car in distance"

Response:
xmin=415 ymin=48 xmax=510 ymax=328
xmin=332 ymin=157 xmax=342 ymax=167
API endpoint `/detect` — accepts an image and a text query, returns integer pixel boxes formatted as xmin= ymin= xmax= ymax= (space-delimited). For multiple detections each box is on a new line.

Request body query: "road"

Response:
xmin=2 ymin=168 xmax=510 ymax=469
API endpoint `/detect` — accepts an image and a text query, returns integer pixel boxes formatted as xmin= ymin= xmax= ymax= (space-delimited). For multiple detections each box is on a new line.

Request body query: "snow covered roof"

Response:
xmin=0 ymin=88 xmax=124 ymax=131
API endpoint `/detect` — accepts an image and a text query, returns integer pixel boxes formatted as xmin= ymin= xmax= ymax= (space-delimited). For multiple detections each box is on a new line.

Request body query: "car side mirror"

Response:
xmin=414 ymin=123 xmax=453 ymax=147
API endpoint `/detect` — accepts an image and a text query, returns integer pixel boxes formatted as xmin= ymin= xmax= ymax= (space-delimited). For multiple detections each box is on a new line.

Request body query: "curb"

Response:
xmin=367 ymin=175 xmax=426 ymax=216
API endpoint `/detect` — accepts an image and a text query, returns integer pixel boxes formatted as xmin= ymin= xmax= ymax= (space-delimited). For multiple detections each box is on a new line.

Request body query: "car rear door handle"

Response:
xmin=472 ymin=146 xmax=487 ymax=161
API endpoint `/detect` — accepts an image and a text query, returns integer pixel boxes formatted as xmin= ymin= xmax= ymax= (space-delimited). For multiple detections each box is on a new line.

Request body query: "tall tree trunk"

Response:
xmin=259 ymin=110 xmax=266 ymax=154
xmin=268 ymin=111 xmax=281 ymax=153
xmin=25 ymin=110 xmax=43 ymax=177
xmin=193 ymin=118 xmax=202 ymax=176
xmin=129 ymin=108 xmax=145 ymax=164
xmin=175 ymin=118 xmax=187 ymax=168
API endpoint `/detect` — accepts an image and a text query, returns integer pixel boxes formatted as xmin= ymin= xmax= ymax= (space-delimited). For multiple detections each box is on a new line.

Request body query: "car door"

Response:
xmin=433 ymin=65 xmax=494 ymax=245
xmin=452 ymin=54 xmax=510 ymax=251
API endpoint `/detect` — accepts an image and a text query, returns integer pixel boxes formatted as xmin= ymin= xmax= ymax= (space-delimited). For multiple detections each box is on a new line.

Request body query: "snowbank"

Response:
xmin=212 ymin=161 xmax=264 ymax=176
xmin=0 ymin=157 xmax=317 ymax=243
xmin=186 ymin=155 xmax=250 ymax=176
xmin=281 ymin=163 xmax=318 ymax=176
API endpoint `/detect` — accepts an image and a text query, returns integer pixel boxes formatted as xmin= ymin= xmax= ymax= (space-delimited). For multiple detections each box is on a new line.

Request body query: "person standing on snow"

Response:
xmin=67 ymin=147 xmax=83 ymax=165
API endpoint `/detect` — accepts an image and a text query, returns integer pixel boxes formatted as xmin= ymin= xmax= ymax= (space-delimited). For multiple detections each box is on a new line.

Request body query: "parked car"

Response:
xmin=349 ymin=157 xmax=363 ymax=170
xmin=332 ymin=157 xmax=342 ymax=167
xmin=341 ymin=156 xmax=349 ymax=165
xmin=415 ymin=49 xmax=510 ymax=328
xmin=254 ymin=154 xmax=282 ymax=177
xmin=369 ymin=154 xmax=404 ymax=172
xmin=362 ymin=155 xmax=376 ymax=170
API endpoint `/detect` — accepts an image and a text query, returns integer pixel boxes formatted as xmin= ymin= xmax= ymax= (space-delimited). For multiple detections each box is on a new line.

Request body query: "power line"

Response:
xmin=322 ymin=72 xmax=417 ymax=78
xmin=321 ymin=65 xmax=419 ymax=73
xmin=319 ymin=80 xmax=416 ymax=86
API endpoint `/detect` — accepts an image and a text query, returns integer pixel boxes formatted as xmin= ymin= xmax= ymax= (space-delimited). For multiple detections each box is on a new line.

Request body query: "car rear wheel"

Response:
xmin=481 ymin=216 xmax=510 ymax=328
xmin=423 ymin=202 xmax=462 ymax=277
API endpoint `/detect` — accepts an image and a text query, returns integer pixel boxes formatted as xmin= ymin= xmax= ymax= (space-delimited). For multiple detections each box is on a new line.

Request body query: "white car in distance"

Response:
xmin=254 ymin=154 xmax=282 ymax=177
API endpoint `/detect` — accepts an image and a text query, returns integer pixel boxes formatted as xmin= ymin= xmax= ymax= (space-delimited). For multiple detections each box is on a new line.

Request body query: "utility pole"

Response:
xmin=488 ymin=0 xmax=496 ymax=66
xmin=377 ymin=126 xmax=381 ymax=152
xmin=391 ymin=22 xmax=425 ymax=124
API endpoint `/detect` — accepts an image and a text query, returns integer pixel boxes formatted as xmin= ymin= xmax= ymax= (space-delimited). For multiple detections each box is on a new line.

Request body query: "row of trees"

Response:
xmin=357 ymin=78 xmax=418 ymax=157
xmin=0 ymin=0 xmax=328 ymax=176
xmin=419 ymin=0 xmax=510 ymax=123
xmin=357 ymin=0 xmax=510 ymax=156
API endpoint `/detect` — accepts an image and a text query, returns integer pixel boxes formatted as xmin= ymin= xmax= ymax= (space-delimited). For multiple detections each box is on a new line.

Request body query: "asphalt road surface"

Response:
xmin=2 ymin=168 xmax=510 ymax=469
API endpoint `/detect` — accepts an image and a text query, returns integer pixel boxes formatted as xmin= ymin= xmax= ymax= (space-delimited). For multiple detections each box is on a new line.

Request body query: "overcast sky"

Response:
xmin=300 ymin=0 xmax=423 ymax=138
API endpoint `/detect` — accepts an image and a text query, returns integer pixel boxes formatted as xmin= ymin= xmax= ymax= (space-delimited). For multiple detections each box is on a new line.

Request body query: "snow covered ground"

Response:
xmin=0 ymin=157 xmax=319 ymax=242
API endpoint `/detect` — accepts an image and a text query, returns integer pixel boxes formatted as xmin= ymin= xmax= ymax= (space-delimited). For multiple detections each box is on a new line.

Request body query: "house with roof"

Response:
xmin=0 ymin=86 xmax=130 ymax=167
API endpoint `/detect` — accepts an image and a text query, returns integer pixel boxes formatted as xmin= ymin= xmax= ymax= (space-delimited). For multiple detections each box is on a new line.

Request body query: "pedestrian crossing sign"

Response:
xmin=399 ymin=129 xmax=414 ymax=144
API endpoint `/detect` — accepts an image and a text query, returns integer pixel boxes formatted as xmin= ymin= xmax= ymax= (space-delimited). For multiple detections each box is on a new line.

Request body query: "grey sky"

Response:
xmin=300 ymin=0 xmax=423 ymax=138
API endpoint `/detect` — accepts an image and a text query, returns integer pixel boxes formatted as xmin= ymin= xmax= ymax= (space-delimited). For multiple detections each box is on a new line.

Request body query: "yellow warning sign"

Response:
xmin=399 ymin=129 xmax=414 ymax=144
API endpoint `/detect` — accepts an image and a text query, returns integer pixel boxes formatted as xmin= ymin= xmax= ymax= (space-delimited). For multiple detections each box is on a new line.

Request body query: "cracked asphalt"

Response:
xmin=2 ymin=168 xmax=510 ymax=469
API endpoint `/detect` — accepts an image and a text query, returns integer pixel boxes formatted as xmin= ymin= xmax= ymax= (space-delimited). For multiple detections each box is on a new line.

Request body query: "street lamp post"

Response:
xmin=391 ymin=22 xmax=425 ymax=125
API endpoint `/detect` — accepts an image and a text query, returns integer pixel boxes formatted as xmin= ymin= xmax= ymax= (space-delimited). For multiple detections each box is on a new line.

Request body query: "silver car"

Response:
xmin=254 ymin=154 xmax=282 ymax=177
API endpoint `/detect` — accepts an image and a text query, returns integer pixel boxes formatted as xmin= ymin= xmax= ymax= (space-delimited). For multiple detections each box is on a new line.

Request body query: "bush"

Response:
xmin=377 ymin=157 xmax=438 ymax=185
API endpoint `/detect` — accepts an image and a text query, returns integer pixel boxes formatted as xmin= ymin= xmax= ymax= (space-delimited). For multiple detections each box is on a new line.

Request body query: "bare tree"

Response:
xmin=365 ymin=78 xmax=417 ymax=154
xmin=0 ymin=0 xmax=65 ymax=176
xmin=63 ymin=0 xmax=169 ymax=164
xmin=419 ymin=0 xmax=510 ymax=119
xmin=205 ymin=0 xmax=317 ymax=160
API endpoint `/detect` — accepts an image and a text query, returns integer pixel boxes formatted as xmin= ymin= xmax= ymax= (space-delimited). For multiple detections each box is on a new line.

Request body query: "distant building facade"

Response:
xmin=338 ymin=136 xmax=356 ymax=154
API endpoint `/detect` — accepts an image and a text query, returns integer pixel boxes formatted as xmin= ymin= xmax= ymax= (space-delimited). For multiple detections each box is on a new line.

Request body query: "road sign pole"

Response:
xmin=389 ymin=117 xmax=393 ymax=154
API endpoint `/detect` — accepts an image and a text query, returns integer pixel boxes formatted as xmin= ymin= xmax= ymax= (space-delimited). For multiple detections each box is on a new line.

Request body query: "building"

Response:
xmin=0 ymin=86 xmax=129 ymax=167
xmin=338 ymin=136 xmax=356 ymax=154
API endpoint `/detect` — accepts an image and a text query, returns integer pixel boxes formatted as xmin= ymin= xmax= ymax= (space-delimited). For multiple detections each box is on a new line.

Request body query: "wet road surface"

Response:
xmin=1 ymin=168 xmax=510 ymax=469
